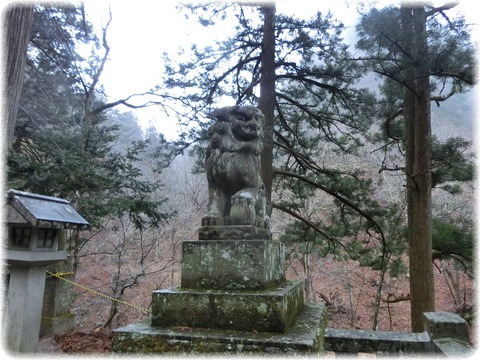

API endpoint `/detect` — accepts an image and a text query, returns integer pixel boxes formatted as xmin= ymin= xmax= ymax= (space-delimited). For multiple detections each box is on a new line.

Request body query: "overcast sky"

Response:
xmin=86 ymin=0 xmax=360 ymax=97
xmin=83 ymin=0 xmax=477 ymax=138
xmin=83 ymin=0 xmax=361 ymax=136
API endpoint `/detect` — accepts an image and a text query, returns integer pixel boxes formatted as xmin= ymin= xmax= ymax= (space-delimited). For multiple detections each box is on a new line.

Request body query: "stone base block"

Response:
xmin=181 ymin=240 xmax=284 ymax=290
xmin=199 ymin=225 xmax=270 ymax=240
xmin=113 ymin=304 xmax=328 ymax=354
xmin=151 ymin=281 xmax=303 ymax=333
xmin=423 ymin=311 xmax=470 ymax=342
xmin=325 ymin=328 xmax=433 ymax=354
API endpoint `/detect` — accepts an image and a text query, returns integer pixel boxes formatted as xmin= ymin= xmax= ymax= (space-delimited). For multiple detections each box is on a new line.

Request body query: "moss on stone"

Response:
xmin=151 ymin=281 xmax=303 ymax=333
xmin=112 ymin=304 xmax=327 ymax=354
xmin=181 ymin=240 xmax=285 ymax=291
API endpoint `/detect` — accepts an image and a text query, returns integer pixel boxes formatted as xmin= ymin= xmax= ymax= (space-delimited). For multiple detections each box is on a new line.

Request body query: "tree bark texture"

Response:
xmin=257 ymin=4 xmax=276 ymax=207
xmin=3 ymin=4 xmax=33 ymax=151
xmin=401 ymin=4 xmax=435 ymax=332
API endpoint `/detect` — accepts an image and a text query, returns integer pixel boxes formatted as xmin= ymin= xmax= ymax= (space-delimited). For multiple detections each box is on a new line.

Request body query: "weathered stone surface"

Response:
xmin=111 ymin=103 xmax=328 ymax=355
xmin=423 ymin=311 xmax=470 ymax=342
xmin=41 ymin=253 xmax=76 ymax=336
xmin=151 ymin=281 xmax=304 ymax=333
xmin=324 ymin=312 xmax=474 ymax=356
xmin=198 ymin=225 xmax=270 ymax=240
xmin=113 ymin=303 xmax=328 ymax=354
xmin=6 ymin=266 xmax=49 ymax=352
xmin=201 ymin=106 xmax=269 ymax=228
xmin=432 ymin=337 xmax=474 ymax=356
xmin=325 ymin=328 xmax=433 ymax=354
xmin=181 ymin=240 xmax=284 ymax=290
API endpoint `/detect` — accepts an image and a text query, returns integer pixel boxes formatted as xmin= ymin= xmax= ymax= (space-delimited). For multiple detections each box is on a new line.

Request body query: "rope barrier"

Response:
xmin=47 ymin=271 xmax=74 ymax=278
xmin=47 ymin=271 xmax=151 ymax=315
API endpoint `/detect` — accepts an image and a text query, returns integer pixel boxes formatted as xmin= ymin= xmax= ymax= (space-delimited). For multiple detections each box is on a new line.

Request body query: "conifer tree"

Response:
xmin=356 ymin=2 xmax=475 ymax=331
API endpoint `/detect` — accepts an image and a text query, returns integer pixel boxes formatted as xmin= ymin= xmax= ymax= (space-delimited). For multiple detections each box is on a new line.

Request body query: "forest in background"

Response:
xmin=4 ymin=1 xmax=476 ymax=336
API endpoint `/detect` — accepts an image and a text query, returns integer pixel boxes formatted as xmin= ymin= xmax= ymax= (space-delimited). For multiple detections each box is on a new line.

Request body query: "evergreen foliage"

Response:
xmin=8 ymin=5 xmax=172 ymax=231
xmin=9 ymin=121 xmax=168 ymax=230
xmin=356 ymin=3 xmax=476 ymax=205
xmin=432 ymin=217 xmax=474 ymax=272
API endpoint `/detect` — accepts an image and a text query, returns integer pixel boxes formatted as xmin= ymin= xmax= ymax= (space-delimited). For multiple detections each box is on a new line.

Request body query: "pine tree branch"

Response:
xmin=274 ymin=169 xmax=388 ymax=250
xmin=432 ymin=70 xmax=475 ymax=86
xmin=206 ymin=55 xmax=261 ymax=104
xmin=379 ymin=165 xmax=406 ymax=173
xmin=271 ymin=203 xmax=345 ymax=250
xmin=384 ymin=108 xmax=404 ymax=141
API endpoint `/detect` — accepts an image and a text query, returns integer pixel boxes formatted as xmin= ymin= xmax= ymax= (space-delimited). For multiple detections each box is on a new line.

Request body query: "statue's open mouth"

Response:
xmin=240 ymin=122 xmax=258 ymax=138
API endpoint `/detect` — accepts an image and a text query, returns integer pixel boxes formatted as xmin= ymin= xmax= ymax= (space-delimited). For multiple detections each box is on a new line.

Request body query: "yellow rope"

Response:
xmin=47 ymin=271 xmax=74 ymax=277
xmin=47 ymin=271 xmax=151 ymax=315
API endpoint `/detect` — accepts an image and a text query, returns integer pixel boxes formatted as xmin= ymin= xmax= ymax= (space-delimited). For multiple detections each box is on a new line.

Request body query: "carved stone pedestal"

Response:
xmin=112 ymin=226 xmax=327 ymax=354
xmin=181 ymin=239 xmax=284 ymax=290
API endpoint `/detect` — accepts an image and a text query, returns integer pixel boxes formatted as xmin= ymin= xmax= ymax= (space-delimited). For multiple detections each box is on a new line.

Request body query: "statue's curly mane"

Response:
xmin=206 ymin=106 xmax=263 ymax=154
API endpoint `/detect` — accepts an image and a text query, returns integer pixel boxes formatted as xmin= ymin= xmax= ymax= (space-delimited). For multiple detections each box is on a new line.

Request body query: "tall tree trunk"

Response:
xmin=258 ymin=4 xmax=276 ymax=207
xmin=411 ymin=4 xmax=435 ymax=332
xmin=3 ymin=4 xmax=33 ymax=151
xmin=402 ymin=3 xmax=435 ymax=332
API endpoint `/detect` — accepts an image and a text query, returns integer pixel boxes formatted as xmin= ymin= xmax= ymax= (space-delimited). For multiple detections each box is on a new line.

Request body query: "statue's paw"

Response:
xmin=254 ymin=215 xmax=270 ymax=229
xmin=231 ymin=191 xmax=255 ymax=207
xmin=230 ymin=193 xmax=256 ymax=225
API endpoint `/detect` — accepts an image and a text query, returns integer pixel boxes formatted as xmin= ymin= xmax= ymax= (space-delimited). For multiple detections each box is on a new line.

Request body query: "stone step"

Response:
xmin=112 ymin=303 xmax=328 ymax=354
xmin=151 ymin=281 xmax=304 ymax=333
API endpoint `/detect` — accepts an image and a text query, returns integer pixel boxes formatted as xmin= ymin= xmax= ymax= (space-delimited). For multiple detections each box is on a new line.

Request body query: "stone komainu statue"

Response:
xmin=202 ymin=106 xmax=268 ymax=228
